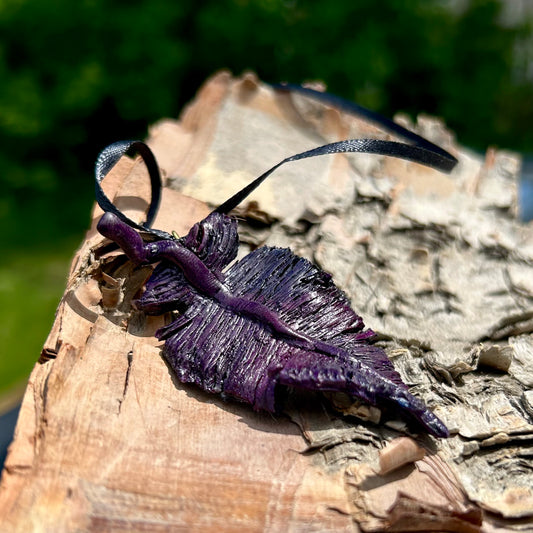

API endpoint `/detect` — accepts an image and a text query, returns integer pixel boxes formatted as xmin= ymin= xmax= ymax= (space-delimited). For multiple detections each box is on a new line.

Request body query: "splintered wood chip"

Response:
xmin=378 ymin=437 xmax=426 ymax=475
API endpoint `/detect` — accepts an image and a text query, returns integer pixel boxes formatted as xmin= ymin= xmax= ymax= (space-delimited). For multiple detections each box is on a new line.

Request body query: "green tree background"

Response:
xmin=1 ymin=0 xmax=532 ymax=396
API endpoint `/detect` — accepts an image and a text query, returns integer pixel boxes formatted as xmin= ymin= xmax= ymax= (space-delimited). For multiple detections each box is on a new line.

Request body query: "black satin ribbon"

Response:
xmin=96 ymin=84 xmax=459 ymax=234
xmin=216 ymin=84 xmax=458 ymax=214
xmin=272 ymin=83 xmax=458 ymax=172
xmin=95 ymin=140 xmax=172 ymax=240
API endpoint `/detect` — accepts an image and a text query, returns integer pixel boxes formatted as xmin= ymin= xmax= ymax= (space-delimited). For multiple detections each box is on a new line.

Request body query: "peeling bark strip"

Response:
xmin=0 ymin=72 xmax=532 ymax=532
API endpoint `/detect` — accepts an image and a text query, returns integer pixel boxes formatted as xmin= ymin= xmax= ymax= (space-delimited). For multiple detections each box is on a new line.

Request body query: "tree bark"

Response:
xmin=0 ymin=71 xmax=532 ymax=532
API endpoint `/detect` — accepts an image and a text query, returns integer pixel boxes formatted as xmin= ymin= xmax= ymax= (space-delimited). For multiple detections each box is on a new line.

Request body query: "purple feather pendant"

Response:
xmin=95 ymin=86 xmax=455 ymax=438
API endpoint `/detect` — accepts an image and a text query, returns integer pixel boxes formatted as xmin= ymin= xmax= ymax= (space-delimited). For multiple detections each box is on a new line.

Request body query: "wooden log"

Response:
xmin=0 ymin=71 xmax=532 ymax=532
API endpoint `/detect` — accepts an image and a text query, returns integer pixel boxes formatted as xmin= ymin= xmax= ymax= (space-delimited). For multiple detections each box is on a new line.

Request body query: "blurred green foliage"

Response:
xmin=0 ymin=0 xmax=532 ymax=393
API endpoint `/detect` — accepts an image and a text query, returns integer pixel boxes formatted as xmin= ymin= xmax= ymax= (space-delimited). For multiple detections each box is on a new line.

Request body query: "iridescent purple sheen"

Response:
xmin=98 ymin=210 xmax=449 ymax=438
